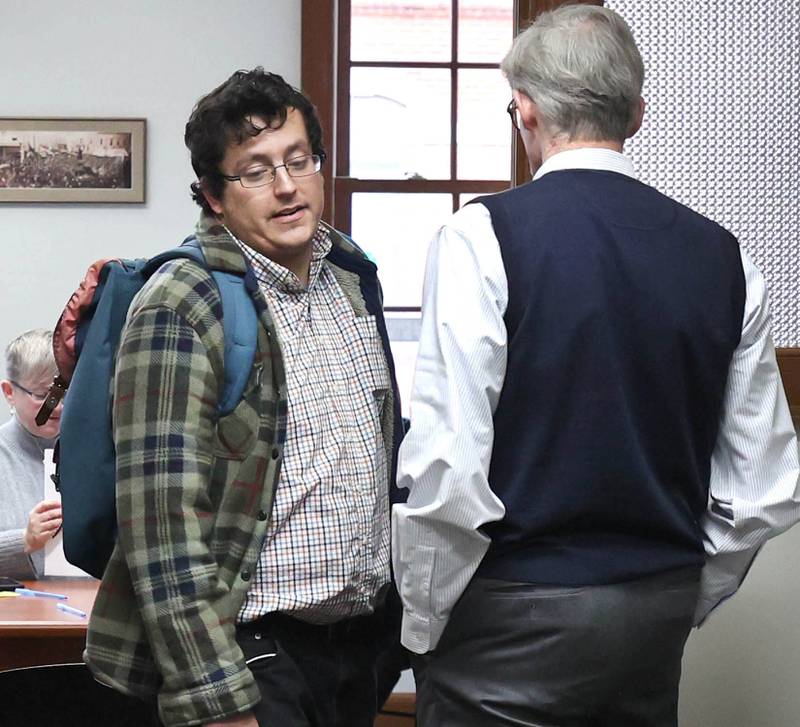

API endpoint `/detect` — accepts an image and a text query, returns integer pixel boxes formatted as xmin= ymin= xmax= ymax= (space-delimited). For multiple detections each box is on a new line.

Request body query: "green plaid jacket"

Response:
xmin=84 ymin=215 xmax=401 ymax=726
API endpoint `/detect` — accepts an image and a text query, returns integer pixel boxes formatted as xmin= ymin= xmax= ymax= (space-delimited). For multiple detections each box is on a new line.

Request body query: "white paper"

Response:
xmin=43 ymin=448 xmax=93 ymax=578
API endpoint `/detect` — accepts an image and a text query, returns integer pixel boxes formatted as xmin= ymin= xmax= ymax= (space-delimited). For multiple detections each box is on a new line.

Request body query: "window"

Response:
xmin=302 ymin=1 xmax=589 ymax=409
xmin=305 ymin=0 xmax=515 ymax=311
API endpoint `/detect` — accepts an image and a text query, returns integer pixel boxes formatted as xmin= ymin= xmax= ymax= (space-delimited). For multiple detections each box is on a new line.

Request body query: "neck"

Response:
xmin=287 ymin=256 xmax=312 ymax=287
xmin=222 ymin=223 xmax=313 ymax=287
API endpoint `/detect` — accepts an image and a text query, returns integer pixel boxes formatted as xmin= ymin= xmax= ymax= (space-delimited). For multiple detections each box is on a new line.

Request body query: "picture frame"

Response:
xmin=0 ymin=118 xmax=146 ymax=203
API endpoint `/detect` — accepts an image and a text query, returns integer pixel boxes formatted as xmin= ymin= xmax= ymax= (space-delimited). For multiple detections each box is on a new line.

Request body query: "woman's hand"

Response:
xmin=23 ymin=499 xmax=62 ymax=553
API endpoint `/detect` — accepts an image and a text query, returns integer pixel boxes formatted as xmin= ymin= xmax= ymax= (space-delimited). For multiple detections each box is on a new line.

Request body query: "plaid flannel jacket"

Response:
xmin=84 ymin=215 xmax=402 ymax=727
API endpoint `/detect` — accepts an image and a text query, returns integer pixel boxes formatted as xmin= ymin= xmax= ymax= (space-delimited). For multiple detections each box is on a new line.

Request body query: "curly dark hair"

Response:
xmin=184 ymin=68 xmax=326 ymax=213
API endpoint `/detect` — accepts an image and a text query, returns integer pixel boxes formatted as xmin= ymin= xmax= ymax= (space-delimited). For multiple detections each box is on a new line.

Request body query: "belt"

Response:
xmin=242 ymin=607 xmax=386 ymax=642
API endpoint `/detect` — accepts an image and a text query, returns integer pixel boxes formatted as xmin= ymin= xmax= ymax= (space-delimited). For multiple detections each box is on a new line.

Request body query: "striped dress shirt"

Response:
xmin=393 ymin=148 xmax=800 ymax=654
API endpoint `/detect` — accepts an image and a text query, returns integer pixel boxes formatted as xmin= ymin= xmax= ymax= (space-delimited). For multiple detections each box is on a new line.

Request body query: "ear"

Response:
xmin=1 ymin=379 xmax=14 ymax=407
xmin=627 ymin=97 xmax=645 ymax=139
xmin=513 ymin=90 xmax=539 ymax=132
xmin=201 ymin=179 xmax=225 ymax=218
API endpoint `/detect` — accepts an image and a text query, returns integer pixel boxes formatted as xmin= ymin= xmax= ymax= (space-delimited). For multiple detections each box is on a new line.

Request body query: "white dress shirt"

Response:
xmin=392 ymin=147 xmax=800 ymax=654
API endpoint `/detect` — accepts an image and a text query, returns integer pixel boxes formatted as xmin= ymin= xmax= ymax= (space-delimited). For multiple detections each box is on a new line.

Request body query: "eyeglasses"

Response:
xmin=507 ymin=99 xmax=521 ymax=131
xmin=221 ymin=153 xmax=325 ymax=189
xmin=9 ymin=380 xmax=49 ymax=403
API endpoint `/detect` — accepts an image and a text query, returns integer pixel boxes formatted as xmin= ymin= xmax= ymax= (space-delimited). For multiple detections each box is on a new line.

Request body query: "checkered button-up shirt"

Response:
xmin=235 ymin=225 xmax=392 ymax=624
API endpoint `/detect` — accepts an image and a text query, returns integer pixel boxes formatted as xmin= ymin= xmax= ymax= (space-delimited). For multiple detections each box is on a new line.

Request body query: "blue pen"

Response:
xmin=15 ymin=587 xmax=68 ymax=600
xmin=57 ymin=602 xmax=87 ymax=618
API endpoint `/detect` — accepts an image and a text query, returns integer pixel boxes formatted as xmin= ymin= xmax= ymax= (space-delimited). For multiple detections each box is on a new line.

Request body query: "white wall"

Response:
xmin=0 ymin=0 xmax=300 ymax=414
xmin=680 ymin=461 xmax=800 ymax=726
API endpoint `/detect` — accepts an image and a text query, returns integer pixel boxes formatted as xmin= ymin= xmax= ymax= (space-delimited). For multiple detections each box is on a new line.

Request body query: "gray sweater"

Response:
xmin=0 ymin=416 xmax=56 ymax=578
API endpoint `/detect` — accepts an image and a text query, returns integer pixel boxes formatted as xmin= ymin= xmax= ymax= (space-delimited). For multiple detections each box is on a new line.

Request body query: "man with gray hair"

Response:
xmin=393 ymin=5 xmax=800 ymax=725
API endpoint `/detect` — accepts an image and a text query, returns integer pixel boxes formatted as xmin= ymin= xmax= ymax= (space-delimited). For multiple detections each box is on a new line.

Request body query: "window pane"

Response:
xmin=386 ymin=313 xmax=422 ymax=416
xmin=458 ymin=0 xmax=514 ymax=63
xmin=351 ymin=193 xmax=453 ymax=308
xmin=351 ymin=0 xmax=452 ymax=62
xmin=350 ymin=68 xmax=451 ymax=179
xmin=390 ymin=339 xmax=420 ymax=417
xmin=457 ymin=68 xmax=512 ymax=180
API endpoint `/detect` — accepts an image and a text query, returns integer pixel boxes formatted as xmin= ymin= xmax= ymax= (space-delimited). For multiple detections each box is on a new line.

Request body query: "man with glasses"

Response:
xmin=394 ymin=6 xmax=800 ymax=726
xmin=85 ymin=68 xmax=402 ymax=727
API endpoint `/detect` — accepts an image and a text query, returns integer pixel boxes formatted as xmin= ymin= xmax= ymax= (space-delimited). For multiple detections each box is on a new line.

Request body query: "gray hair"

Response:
xmin=4 ymin=329 xmax=56 ymax=384
xmin=501 ymin=4 xmax=644 ymax=142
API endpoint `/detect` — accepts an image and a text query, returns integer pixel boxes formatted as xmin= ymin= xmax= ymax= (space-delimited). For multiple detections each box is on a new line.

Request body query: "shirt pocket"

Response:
xmin=351 ymin=315 xmax=390 ymax=413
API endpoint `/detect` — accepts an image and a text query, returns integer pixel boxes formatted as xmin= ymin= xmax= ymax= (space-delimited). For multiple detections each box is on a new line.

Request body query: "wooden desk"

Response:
xmin=0 ymin=577 xmax=99 ymax=671
xmin=376 ymin=693 xmax=416 ymax=726
xmin=1 ymin=579 xmax=417 ymax=724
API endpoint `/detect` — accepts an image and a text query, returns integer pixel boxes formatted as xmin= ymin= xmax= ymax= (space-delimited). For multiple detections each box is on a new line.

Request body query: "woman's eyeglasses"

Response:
xmin=9 ymin=380 xmax=49 ymax=403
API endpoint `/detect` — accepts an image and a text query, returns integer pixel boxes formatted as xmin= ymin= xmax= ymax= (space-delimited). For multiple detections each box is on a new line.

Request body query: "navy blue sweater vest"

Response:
xmin=475 ymin=170 xmax=746 ymax=585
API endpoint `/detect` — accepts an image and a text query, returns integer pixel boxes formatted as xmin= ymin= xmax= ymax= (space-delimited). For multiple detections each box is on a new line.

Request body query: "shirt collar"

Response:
xmin=231 ymin=223 xmax=333 ymax=293
xmin=532 ymin=147 xmax=636 ymax=181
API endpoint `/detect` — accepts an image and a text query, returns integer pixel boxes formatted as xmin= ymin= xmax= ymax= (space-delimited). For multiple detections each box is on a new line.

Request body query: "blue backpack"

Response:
xmin=36 ymin=237 xmax=257 ymax=578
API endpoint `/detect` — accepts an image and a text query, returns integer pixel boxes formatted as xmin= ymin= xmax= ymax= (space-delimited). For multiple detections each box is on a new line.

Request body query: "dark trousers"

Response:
xmin=236 ymin=609 xmax=387 ymax=727
xmin=413 ymin=568 xmax=700 ymax=727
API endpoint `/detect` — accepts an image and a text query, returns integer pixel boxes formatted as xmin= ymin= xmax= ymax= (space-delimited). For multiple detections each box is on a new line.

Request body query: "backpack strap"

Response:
xmin=210 ymin=269 xmax=257 ymax=416
xmin=147 ymin=237 xmax=257 ymax=417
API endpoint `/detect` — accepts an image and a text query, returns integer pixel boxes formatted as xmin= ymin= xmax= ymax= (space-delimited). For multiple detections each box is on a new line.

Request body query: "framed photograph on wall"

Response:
xmin=0 ymin=118 xmax=146 ymax=203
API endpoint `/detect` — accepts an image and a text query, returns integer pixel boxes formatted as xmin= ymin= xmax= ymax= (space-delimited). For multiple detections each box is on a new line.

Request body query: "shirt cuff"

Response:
xmin=400 ymin=609 xmax=448 ymax=655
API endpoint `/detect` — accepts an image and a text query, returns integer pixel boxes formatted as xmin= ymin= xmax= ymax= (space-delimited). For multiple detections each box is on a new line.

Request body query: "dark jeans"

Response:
xmin=237 ymin=609 xmax=387 ymax=727
xmin=414 ymin=568 xmax=701 ymax=727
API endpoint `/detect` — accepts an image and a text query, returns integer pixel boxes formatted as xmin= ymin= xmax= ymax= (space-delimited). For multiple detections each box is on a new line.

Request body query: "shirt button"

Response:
xmin=254 ymin=632 xmax=262 ymax=640
xmin=257 ymin=510 xmax=268 ymax=521
xmin=241 ymin=570 xmax=251 ymax=581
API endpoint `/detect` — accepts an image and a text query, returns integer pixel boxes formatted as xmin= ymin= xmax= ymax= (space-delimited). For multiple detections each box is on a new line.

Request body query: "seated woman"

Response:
xmin=0 ymin=329 xmax=62 ymax=578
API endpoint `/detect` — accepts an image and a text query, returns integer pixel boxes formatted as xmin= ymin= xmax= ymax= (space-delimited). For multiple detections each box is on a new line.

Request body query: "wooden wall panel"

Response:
xmin=301 ymin=0 xmax=335 ymax=223
xmin=777 ymin=348 xmax=800 ymax=421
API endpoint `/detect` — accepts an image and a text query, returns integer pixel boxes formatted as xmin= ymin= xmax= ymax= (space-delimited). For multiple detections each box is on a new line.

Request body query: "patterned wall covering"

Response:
xmin=605 ymin=1 xmax=799 ymax=345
